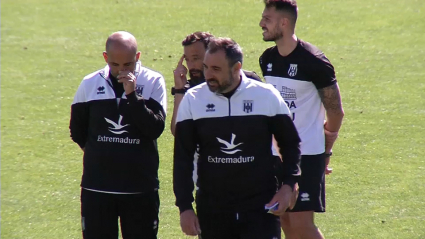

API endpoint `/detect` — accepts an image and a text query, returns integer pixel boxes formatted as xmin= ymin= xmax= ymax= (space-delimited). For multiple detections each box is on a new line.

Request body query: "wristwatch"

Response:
xmin=171 ymin=87 xmax=187 ymax=95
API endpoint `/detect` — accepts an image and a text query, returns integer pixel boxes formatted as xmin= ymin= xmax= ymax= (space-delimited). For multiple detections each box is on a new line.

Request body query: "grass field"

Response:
xmin=1 ymin=0 xmax=424 ymax=238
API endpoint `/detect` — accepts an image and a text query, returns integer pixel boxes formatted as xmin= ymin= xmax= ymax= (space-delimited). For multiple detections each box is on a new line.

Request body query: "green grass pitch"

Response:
xmin=1 ymin=0 xmax=424 ymax=238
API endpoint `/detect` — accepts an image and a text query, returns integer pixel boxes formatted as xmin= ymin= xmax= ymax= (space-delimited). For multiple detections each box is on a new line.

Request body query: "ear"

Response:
xmin=136 ymin=51 xmax=141 ymax=61
xmin=281 ymin=17 xmax=290 ymax=28
xmin=103 ymin=51 xmax=108 ymax=63
xmin=233 ymin=61 xmax=242 ymax=73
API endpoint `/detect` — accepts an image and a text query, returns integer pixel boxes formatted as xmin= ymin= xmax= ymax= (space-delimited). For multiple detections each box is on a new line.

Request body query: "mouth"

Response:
xmin=189 ymin=69 xmax=203 ymax=78
xmin=206 ymin=79 xmax=219 ymax=87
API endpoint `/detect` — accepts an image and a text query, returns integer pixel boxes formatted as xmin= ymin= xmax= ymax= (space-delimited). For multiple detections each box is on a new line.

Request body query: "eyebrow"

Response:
xmin=203 ymin=63 xmax=221 ymax=69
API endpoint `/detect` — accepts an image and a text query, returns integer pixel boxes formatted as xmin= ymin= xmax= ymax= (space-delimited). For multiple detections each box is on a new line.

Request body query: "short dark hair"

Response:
xmin=207 ymin=37 xmax=243 ymax=67
xmin=182 ymin=31 xmax=214 ymax=48
xmin=264 ymin=0 xmax=298 ymax=25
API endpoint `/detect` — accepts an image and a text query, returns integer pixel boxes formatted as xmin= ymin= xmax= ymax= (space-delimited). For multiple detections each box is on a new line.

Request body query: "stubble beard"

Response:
xmin=263 ymin=27 xmax=284 ymax=42
xmin=207 ymin=72 xmax=234 ymax=94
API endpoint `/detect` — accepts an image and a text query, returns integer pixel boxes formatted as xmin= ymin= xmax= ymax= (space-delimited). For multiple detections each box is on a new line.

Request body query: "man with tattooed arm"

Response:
xmin=258 ymin=1 xmax=345 ymax=238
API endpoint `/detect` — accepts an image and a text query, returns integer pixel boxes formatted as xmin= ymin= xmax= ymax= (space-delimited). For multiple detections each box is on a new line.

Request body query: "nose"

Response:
xmin=120 ymin=63 xmax=131 ymax=72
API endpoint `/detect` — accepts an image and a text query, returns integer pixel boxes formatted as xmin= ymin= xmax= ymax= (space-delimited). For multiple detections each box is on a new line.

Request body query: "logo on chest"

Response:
xmin=217 ymin=133 xmax=243 ymax=155
xmin=207 ymin=133 xmax=255 ymax=164
xmin=97 ymin=86 xmax=105 ymax=94
xmin=135 ymin=85 xmax=144 ymax=97
xmin=267 ymin=63 xmax=273 ymax=72
xmin=243 ymin=100 xmax=253 ymax=113
xmin=104 ymin=115 xmax=129 ymax=134
xmin=206 ymin=104 xmax=215 ymax=112
xmin=97 ymin=115 xmax=141 ymax=144
xmin=288 ymin=64 xmax=298 ymax=77
xmin=279 ymin=86 xmax=297 ymax=100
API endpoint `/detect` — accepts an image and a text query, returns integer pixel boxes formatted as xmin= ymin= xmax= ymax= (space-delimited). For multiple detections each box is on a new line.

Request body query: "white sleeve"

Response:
xmin=150 ymin=76 xmax=167 ymax=115
xmin=72 ymin=79 xmax=87 ymax=105
xmin=269 ymin=86 xmax=291 ymax=116
xmin=176 ymin=93 xmax=193 ymax=123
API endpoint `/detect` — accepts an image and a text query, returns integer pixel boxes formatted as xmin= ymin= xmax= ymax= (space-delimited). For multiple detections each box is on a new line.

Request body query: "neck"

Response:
xmin=222 ymin=74 xmax=242 ymax=94
xmin=275 ymin=33 xmax=298 ymax=57
xmin=109 ymin=71 xmax=119 ymax=81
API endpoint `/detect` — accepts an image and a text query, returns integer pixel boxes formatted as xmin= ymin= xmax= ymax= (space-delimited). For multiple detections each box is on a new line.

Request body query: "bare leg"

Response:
xmin=287 ymin=211 xmax=324 ymax=239
xmin=280 ymin=212 xmax=299 ymax=239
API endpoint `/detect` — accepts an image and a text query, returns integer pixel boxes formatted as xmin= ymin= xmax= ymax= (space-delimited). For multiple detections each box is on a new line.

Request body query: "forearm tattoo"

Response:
xmin=318 ymin=83 xmax=343 ymax=115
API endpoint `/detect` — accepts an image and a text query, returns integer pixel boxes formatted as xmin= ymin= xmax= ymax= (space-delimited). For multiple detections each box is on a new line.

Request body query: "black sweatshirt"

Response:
xmin=173 ymin=72 xmax=301 ymax=213
xmin=70 ymin=62 xmax=167 ymax=193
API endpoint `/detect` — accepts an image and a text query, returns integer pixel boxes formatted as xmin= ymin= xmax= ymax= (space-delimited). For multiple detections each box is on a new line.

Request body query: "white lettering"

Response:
xmin=96 ymin=135 xmax=141 ymax=145
xmin=207 ymin=156 xmax=255 ymax=164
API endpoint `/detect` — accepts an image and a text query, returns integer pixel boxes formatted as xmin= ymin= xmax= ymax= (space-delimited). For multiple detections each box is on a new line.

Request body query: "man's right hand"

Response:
xmin=173 ymin=54 xmax=188 ymax=89
xmin=180 ymin=209 xmax=201 ymax=236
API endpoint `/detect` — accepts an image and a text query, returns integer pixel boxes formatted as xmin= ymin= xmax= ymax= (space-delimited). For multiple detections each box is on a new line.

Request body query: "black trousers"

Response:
xmin=197 ymin=209 xmax=281 ymax=239
xmin=81 ymin=189 xmax=159 ymax=239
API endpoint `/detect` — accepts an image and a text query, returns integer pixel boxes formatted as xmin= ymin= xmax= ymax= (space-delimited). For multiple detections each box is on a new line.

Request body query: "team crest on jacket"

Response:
xmin=288 ymin=64 xmax=298 ymax=77
xmin=243 ymin=100 xmax=253 ymax=113
xmin=135 ymin=85 xmax=144 ymax=96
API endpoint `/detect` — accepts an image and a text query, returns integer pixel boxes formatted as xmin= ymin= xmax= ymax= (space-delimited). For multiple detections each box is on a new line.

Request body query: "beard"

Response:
xmin=262 ymin=27 xmax=283 ymax=42
xmin=189 ymin=69 xmax=204 ymax=82
xmin=206 ymin=71 xmax=234 ymax=94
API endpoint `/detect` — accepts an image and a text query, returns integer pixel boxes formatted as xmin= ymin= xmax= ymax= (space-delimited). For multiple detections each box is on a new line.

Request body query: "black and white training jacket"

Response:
xmin=70 ymin=61 xmax=166 ymax=193
xmin=173 ymin=71 xmax=301 ymax=213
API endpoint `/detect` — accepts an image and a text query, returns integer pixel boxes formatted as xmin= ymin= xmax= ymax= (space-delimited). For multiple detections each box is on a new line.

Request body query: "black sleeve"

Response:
xmin=69 ymin=102 xmax=89 ymax=149
xmin=259 ymin=47 xmax=273 ymax=77
xmin=126 ymin=91 xmax=166 ymax=140
xmin=270 ymin=114 xmax=301 ymax=189
xmin=243 ymin=70 xmax=263 ymax=82
xmin=312 ymin=53 xmax=337 ymax=89
xmin=173 ymin=94 xmax=197 ymax=213
xmin=173 ymin=119 xmax=197 ymax=213
xmin=259 ymin=53 xmax=266 ymax=77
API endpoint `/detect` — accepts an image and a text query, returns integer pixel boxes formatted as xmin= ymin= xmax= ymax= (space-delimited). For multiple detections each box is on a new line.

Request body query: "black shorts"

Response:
xmin=81 ymin=189 xmax=159 ymax=239
xmin=197 ymin=209 xmax=281 ymax=239
xmin=290 ymin=154 xmax=326 ymax=212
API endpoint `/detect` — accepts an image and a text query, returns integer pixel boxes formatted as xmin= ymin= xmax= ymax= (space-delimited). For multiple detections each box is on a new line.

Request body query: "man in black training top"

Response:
xmin=69 ymin=31 xmax=166 ymax=239
xmin=259 ymin=1 xmax=345 ymax=238
xmin=173 ymin=37 xmax=301 ymax=239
